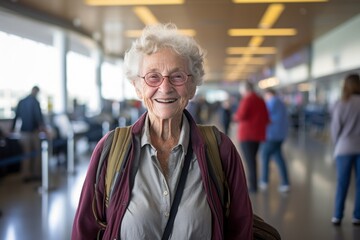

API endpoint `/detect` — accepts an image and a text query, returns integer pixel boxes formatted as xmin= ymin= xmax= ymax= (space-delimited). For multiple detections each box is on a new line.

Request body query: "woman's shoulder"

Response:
xmin=351 ymin=94 xmax=360 ymax=102
xmin=335 ymin=96 xmax=360 ymax=108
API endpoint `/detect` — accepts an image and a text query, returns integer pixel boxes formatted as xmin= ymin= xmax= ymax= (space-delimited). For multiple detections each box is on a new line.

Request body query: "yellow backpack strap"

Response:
xmin=104 ymin=126 xmax=132 ymax=207
xmin=197 ymin=125 xmax=230 ymax=217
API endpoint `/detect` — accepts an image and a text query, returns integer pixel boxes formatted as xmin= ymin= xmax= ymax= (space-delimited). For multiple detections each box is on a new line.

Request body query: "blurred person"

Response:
xmin=72 ymin=23 xmax=253 ymax=239
xmin=186 ymin=98 xmax=201 ymax=123
xmin=259 ymin=88 xmax=290 ymax=193
xmin=233 ymin=81 xmax=270 ymax=193
xmin=331 ymin=73 xmax=360 ymax=226
xmin=219 ymin=98 xmax=232 ymax=135
xmin=187 ymin=95 xmax=209 ymax=124
xmin=11 ymin=86 xmax=46 ymax=182
xmin=197 ymin=95 xmax=210 ymax=124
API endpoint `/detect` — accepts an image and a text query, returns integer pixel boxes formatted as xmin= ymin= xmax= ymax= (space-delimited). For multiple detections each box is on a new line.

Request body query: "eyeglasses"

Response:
xmin=139 ymin=71 xmax=192 ymax=87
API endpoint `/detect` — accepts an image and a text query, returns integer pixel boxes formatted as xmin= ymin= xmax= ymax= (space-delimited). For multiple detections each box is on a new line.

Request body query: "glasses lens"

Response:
xmin=143 ymin=71 xmax=189 ymax=86
xmin=145 ymin=72 xmax=162 ymax=86
xmin=170 ymin=72 xmax=187 ymax=85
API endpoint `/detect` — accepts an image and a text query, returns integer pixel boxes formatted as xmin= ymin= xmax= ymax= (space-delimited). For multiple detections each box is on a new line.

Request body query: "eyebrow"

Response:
xmin=144 ymin=67 xmax=183 ymax=73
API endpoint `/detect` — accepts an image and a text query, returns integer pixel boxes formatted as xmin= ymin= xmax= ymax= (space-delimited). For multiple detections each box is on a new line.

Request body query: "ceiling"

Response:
xmin=1 ymin=0 xmax=360 ymax=83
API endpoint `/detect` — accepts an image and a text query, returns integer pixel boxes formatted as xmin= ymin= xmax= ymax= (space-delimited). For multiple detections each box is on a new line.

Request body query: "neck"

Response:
xmin=148 ymin=114 xmax=182 ymax=143
xmin=147 ymin=113 xmax=184 ymax=177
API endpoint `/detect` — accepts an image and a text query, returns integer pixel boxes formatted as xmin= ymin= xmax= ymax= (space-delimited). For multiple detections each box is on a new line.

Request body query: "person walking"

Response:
xmin=260 ymin=88 xmax=290 ymax=193
xmin=331 ymin=73 xmax=360 ymax=226
xmin=233 ymin=81 xmax=270 ymax=193
xmin=11 ymin=86 xmax=46 ymax=182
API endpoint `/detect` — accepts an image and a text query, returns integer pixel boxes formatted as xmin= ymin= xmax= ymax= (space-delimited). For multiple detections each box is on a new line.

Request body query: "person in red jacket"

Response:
xmin=233 ymin=81 xmax=270 ymax=193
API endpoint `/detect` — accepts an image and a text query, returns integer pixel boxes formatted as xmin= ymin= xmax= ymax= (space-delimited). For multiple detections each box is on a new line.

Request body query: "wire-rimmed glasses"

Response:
xmin=138 ymin=71 xmax=192 ymax=87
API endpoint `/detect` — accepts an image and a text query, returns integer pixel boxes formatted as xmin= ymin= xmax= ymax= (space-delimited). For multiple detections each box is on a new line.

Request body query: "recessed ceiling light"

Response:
xmin=226 ymin=57 xmax=267 ymax=65
xmin=228 ymin=28 xmax=297 ymax=36
xmin=233 ymin=0 xmax=327 ymax=3
xmin=227 ymin=47 xmax=277 ymax=55
xmin=178 ymin=29 xmax=196 ymax=37
xmin=125 ymin=29 xmax=196 ymax=38
xmin=133 ymin=7 xmax=159 ymax=25
xmin=259 ymin=4 xmax=284 ymax=29
xmin=258 ymin=77 xmax=280 ymax=89
xmin=249 ymin=37 xmax=264 ymax=47
xmin=85 ymin=0 xmax=185 ymax=6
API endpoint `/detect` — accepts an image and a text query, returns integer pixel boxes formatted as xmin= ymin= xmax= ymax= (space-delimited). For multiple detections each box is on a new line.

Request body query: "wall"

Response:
xmin=312 ymin=13 xmax=360 ymax=78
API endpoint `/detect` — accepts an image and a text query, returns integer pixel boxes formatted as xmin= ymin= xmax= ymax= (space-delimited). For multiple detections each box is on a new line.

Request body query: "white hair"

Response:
xmin=123 ymin=23 xmax=206 ymax=86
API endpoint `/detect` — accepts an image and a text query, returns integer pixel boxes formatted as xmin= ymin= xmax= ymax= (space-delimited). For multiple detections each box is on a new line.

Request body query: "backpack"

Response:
xmin=93 ymin=125 xmax=281 ymax=240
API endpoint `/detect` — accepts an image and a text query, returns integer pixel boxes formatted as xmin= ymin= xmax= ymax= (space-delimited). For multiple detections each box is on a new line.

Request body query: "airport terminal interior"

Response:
xmin=1 ymin=0 xmax=360 ymax=240
xmin=1 ymin=121 xmax=360 ymax=240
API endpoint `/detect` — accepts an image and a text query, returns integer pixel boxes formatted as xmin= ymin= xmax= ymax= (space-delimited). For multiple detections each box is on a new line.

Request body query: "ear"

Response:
xmin=131 ymin=80 xmax=143 ymax=100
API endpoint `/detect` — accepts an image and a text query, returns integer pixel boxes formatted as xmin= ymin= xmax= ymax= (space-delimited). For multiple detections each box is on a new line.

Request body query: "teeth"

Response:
xmin=156 ymin=99 xmax=176 ymax=103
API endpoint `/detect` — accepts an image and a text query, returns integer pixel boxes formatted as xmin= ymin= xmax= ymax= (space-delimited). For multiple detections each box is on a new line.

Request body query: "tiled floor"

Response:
xmin=0 ymin=128 xmax=359 ymax=240
xmin=250 ymin=130 xmax=360 ymax=240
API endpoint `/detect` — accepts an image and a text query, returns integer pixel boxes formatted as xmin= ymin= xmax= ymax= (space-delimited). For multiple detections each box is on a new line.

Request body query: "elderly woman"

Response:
xmin=72 ymin=23 xmax=253 ymax=239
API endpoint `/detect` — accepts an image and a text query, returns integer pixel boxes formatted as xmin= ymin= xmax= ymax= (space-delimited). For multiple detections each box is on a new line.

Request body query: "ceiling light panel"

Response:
xmin=233 ymin=0 xmax=327 ymax=3
xmin=259 ymin=4 xmax=284 ymax=29
xmin=225 ymin=72 xmax=249 ymax=82
xmin=228 ymin=28 xmax=297 ymax=36
xmin=178 ymin=29 xmax=196 ymax=37
xmin=249 ymin=37 xmax=264 ymax=47
xmin=258 ymin=77 xmax=280 ymax=89
xmin=125 ymin=30 xmax=142 ymax=38
xmin=227 ymin=47 xmax=277 ymax=55
xmin=225 ymin=69 xmax=257 ymax=76
xmin=226 ymin=57 xmax=267 ymax=65
xmin=225 ymin=65 xmax=258 ymax=72
xmin=133 ymin=7 xmax=159 ymax=25
xmin=86 ymin=0 xmax=185 ymax=6
xmin=125 ymin=29 xmax=196 ymax=38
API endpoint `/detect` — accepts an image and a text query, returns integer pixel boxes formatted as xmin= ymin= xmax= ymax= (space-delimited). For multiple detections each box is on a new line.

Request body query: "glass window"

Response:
xmin=101 ymin=60 xmax=137 ymax=101
xmin=67 ymin=51 xmax=99 ymax=116
xmin=0 ymin=31 xmax=57 ymax=118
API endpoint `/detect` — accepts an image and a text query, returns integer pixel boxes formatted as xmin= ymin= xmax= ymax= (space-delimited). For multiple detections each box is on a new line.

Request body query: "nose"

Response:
xmin=158 ymin=76 xmax=174 ymax=92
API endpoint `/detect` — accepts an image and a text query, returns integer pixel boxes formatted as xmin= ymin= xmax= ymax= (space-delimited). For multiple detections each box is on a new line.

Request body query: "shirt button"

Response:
xmin=163 ymin=190 xmax=168 ymax=196
xmin=164 ymin=212 xmax=170 ymax=217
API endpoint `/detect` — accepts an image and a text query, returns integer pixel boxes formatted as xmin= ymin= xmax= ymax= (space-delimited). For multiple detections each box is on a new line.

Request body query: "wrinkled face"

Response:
xmin=133 ymin=48 xmax=196 ymax=121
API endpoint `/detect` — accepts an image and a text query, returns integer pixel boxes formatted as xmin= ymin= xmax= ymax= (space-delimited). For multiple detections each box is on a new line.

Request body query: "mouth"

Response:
xmin=155 ymin=98 xmax=178 ymax=104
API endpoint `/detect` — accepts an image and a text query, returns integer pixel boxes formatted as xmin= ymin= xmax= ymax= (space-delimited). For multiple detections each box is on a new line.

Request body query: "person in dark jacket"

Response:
xmin=72 ymin=23 xmax=253 ymax=239
xmin=11 ymin=86 xmax=45 ymax=182
xmin=219 ymin=99 xmax=232 ymax=135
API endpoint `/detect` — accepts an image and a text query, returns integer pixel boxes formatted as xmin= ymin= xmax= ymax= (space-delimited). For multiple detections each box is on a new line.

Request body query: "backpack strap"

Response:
xmin=198 ymin=125 xmax=281 ymax=239
xmin=197 ymin=125 xmax=230 ymax=218
xmin=105 ymin=126 xmax=132 ymax=207
xmin=92 ymin=126 xmax=132 ymax=231
xmin=92 ymin=130 xmax=115 ymax=230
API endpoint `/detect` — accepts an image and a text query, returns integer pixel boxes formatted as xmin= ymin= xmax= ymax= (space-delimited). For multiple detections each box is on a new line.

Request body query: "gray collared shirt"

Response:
xmin=121 ymin=115 xmax=211 ymax=239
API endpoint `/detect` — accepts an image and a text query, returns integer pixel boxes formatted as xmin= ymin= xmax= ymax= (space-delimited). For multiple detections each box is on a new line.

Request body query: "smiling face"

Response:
xmin=133 ymin=48 xmax=196 ymax=122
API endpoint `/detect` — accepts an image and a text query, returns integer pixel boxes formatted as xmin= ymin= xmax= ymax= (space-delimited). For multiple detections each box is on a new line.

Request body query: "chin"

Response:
xmin=153 ymin=109 xmax=183 ymax=121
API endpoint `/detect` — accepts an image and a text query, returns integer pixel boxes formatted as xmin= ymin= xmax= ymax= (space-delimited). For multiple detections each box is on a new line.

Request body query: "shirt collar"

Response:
xmin=140 ymin=114 xmax=190 ymax=154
